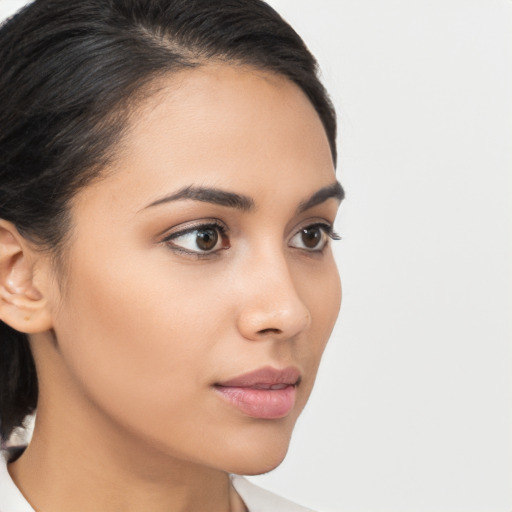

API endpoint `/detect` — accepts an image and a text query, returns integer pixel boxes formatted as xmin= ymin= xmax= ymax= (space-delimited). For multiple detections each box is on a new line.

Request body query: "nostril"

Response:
xmin=257 ymin=328 xmax=282 ymax=336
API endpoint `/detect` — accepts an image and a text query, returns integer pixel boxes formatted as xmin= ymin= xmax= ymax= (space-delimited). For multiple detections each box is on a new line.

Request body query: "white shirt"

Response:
xmin=0 ymin=449 xmax=316 ymax=512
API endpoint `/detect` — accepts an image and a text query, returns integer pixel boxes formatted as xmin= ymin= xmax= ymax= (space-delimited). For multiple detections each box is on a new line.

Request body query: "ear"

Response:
xmin=0 ymin=220 xmax=53 ymax=334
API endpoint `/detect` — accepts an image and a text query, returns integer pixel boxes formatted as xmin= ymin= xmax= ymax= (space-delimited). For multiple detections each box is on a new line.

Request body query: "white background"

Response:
xmin=1 ymin=1 xmax=511 ymax=511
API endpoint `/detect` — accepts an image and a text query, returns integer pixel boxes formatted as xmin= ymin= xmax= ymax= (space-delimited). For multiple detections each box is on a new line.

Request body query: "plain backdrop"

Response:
xmin=1 ymin=1 xmax=511 ymax=511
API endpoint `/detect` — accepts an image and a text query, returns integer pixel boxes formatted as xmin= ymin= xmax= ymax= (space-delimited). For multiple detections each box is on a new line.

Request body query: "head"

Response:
xmin=0 ymin=0 xmax=342 ymax=474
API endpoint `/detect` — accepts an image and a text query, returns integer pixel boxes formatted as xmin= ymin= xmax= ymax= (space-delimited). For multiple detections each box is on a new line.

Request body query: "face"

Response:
xmin=40 ymin=64 xmax=342 ymax=475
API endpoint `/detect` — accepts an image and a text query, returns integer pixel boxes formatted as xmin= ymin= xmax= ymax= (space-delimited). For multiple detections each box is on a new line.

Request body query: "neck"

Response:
xmin=8 ymin=380 xmax=247 ymax=512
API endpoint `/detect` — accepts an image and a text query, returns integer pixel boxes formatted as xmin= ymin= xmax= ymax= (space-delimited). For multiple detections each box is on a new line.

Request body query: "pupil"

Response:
xmin=196 ymin=228 xmax=218 ymax=251
xmin=302 ymin=227 xmax=321 ymax=248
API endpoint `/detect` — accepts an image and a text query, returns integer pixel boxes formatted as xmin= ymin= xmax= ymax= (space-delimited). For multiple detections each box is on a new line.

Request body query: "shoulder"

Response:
xmin=0 ymin=448 xmax=35 ymax=512
xmin=231 ymin=475 xmax=319 ymax=512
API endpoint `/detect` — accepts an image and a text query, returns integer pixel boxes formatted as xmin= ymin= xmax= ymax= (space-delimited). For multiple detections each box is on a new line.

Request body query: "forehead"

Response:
xmin=76 ymin=64 xmax=335 ymax=214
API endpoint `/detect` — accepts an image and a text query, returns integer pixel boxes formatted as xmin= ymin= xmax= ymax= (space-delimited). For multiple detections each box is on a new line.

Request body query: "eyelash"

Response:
xmin=160 ymin=220 xmax=341 ymax=258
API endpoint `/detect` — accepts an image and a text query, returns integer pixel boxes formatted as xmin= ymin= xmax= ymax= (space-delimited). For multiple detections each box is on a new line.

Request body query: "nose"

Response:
xmin=235 ymin=250 xmax=312 ymax=341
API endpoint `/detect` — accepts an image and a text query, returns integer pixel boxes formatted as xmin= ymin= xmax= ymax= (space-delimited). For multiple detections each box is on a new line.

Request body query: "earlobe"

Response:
xmin=0 ymin=220 xmax=53 ymax=333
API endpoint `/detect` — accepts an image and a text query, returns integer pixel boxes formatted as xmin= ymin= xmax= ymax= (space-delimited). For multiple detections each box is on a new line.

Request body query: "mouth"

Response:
xmin=213 ymin=366 xmax=301 ymax=420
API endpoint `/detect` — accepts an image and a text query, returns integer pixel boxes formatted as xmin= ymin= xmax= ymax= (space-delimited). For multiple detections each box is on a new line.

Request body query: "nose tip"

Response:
xmin=236 ymin=287 xmax=312 ymax=341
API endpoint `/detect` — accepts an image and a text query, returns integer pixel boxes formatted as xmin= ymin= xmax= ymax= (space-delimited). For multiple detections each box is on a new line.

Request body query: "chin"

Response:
xmin=216 ymin=421 xmax=294 ymax=476
xmin=224 ymin=448 xmax=289 ymax=476
xmin=235 ymin=457 xmax=287 ymax=476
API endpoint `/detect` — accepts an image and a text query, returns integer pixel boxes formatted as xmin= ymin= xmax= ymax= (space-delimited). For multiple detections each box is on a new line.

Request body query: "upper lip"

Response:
xmin=215 ymin=366 xmax=301 ymax=389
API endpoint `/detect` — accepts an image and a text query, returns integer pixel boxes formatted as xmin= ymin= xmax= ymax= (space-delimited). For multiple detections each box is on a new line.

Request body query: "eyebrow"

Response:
xmin=296 ymin=181 xmax=345 ymax=214
xmin=143 ymin=180 xmax=344 ymax=213
xmin=145 ymin=185 xmax=255 ymax=211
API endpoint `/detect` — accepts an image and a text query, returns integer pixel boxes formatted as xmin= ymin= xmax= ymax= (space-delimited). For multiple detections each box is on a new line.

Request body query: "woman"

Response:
xmin=0 ymin=0 xmax=343 ymax=510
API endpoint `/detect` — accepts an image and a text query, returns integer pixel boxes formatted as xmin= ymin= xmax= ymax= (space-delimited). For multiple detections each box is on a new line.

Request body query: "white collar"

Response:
xmin=0 ymin=448 xmax=32 ymax=512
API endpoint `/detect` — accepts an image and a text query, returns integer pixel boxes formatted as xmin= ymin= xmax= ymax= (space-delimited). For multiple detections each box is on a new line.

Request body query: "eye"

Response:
xmin=288 ymin=223 xmax=340 ymax=252
xmin=162 ymin=222 xmax=230 ymax=255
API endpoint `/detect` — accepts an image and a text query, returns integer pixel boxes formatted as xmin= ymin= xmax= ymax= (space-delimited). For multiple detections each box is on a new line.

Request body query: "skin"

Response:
xmin=1 ymin=64 xmax=342 ymax=512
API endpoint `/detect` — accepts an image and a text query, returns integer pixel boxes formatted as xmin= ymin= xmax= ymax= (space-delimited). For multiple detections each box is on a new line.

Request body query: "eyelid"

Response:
xmin=159 ymin=218 xmax=228 ymax=239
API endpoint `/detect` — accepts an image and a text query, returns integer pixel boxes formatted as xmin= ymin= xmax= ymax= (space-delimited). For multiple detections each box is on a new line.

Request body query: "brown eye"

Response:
xmin=164 ymin=222 xmax=229 ymax=255
xmin=301 ymin=226 xmax=323 ymax=249
xmin=289 ymin=223 xmax=335 ymax=252
xmin=195 ymin=228 xmax=218 ymax=251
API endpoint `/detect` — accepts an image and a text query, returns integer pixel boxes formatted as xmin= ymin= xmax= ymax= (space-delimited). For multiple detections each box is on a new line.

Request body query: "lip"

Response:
xmin=213 ymin=366 xmax=301 ymax=419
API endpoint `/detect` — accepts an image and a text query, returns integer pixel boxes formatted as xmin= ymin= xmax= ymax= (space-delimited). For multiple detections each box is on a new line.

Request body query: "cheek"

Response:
xmin=303 ymin=256 xmax=341 ymax=342
xmin=293 ymin=256 xmax=341 ymax=389
xmin=51 ymin=247 xmax=226 ymax=432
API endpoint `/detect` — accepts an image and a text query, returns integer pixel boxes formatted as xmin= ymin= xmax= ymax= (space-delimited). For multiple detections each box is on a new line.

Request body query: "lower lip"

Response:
xmin=214 ymin=385 xmax=297 ymax=419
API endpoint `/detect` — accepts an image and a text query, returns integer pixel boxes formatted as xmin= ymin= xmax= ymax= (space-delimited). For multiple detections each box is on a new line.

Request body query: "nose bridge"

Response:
xmin=236 ymin=241 xmax=311 ymax=340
